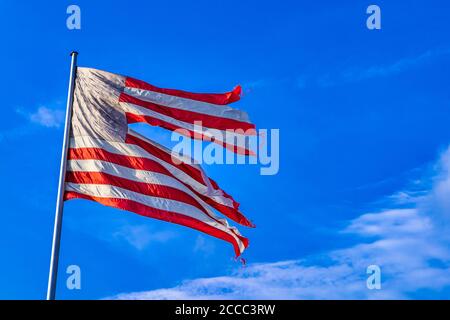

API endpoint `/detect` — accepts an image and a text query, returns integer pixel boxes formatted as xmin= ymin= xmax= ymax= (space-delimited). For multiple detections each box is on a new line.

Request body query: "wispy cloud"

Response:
xmin=193 ymin=235 xmax=216 ymax=256
xmin=242 ymin=47 xmax=450 ymax=92
xmin=65 ymin=211 xmax=178 ymax=252
xmin=0 ymin=105 xmax=65 ymax=143
xmin=109 ymin=146 xmax=450 ymax=299
xmin=28 ymin=106 xmax=65 ymax=128
xmin=299 ymin=47 xmax=450 ymax=88
xmin=341 ymin=47 xmax=450 ymax=83
xmin=242 ymin=78 xmax=289 ymax=94
xmin=112 ymin=224 xmax=176 ymax=251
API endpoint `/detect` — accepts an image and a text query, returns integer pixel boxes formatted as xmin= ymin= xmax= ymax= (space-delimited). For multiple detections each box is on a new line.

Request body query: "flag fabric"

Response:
xmin=122 ymin=75 xmax=256 ymax=155
xmin=64 ymin=67 xmax=254 ymax=256
xmin=72 ymin=67 xmax=255 ymax=155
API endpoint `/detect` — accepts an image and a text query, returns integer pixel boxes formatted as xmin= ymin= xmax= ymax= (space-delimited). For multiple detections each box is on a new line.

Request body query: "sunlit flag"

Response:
xmin=64 ymin=67 xmax=255 ymax=257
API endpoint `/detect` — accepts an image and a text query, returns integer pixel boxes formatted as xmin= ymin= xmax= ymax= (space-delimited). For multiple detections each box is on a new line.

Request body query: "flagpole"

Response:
xmin=47 ymin=51 xmax=78 ymax=300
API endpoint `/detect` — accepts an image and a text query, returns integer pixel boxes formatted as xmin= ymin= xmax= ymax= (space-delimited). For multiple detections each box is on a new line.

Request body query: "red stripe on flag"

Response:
xmin=68 ymin=147 xmax=200 ymax=185
xmin=125 ymin=77 xmax=241 ymax=105
xmin=119 ymin=92 xmax=255 ymax=131
xmin=68 ymin=146 xmax=254 ymax=228
xmin=66 ymin=171 xmax=210 ymax=215
xmin=124 ymin=135 xmax=207 ymax=184
xmin=126 ymin=133 xmax=254 ymax=227
xmin=64 ymin=191 xmax=248 ymax=256
xmin=125 ymin=133 xmax=240 ymax=208
xmin=125 ymin=113 xmax=255 ymax=156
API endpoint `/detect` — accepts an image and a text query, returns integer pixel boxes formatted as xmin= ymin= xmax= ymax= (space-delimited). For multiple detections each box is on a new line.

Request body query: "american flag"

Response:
xmin=64 ymin=68 xmax=255 ymax=256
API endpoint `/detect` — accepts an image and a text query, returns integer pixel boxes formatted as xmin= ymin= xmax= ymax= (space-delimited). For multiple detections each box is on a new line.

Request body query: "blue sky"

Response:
xmin=0 ymin=0 xmax=450 ymax=299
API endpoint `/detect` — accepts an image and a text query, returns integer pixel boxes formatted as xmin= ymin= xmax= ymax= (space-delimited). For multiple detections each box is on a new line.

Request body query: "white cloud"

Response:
xmin=29 ymin=107 xmax=65 ymax=128
xmin=65 ymin=211 xmax=178 ymax=252
xmin=342 ymin=208 xmax=432 ymax=237
xmin=193 ymin=235 xmax=216 ymax=255
xmin=111 ymin=260 xmax=369 ymax=300
xmin=347 ymin=47 xmax=450 ymax=81
xmin=108 ymin=146 xmax=450 ymax=300
xmin=113 ymin=224 xmax=176 ymax=251
xmin=299 ymin=47 xmax=450 ymax=88
xmin=0 ymin=106 xmax=64 ymax=143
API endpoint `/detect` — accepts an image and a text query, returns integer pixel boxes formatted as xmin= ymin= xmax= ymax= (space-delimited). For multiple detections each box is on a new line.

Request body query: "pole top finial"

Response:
xmin=70 ymin=51 xmax=79 ymax=56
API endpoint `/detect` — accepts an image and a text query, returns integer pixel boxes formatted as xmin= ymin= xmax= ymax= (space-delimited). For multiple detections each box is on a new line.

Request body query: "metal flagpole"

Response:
xmin=47 ymin=51 xmax=78 ymax=300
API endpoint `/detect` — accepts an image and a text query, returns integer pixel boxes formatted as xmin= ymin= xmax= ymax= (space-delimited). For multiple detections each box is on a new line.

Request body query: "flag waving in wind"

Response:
xmin=64 ymin=67 xmax=255 ymax=256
